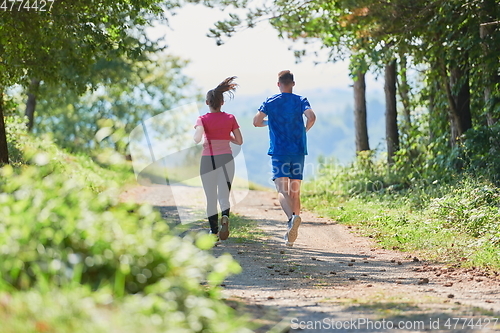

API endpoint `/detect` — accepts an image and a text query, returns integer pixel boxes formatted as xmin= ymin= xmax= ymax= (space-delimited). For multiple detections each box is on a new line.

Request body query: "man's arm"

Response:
xmin=253 ymin=111 xmax=268 ymax=127
xmin=304 ymin=109 xmax=316 ymax=132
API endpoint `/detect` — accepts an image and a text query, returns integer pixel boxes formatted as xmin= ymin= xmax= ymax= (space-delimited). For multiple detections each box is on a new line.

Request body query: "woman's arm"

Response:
xmin=193 ymin=125 xmax=204 ymax=144
xmin=230 ymin=128 xmax=243 ymax=145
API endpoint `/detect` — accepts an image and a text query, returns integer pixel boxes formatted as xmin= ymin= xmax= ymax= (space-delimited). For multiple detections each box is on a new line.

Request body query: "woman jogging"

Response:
xmin=194 ymin=76 xmax=243 ymax=243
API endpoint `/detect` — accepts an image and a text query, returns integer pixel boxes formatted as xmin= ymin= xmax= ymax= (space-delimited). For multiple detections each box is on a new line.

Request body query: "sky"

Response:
xmin=149 ymin=4 xmax=383 ymax=98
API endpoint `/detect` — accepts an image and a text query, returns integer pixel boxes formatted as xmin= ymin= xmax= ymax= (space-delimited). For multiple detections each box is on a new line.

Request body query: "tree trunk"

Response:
xmin=25 ymin=78 xmax=40 ymax=131
xmin=397 ymin=53 xmax=411 ymax=128
xmin=0 ymin=91 xmax=9 ymax=164
xmin=450 ymin=65 xmax=472 ymax=137
xmin=428 ymin=62 xmax=449 ymax=144
xmin=428 ymin=85 xmax=436 ymax=142
xmin=385 ymin=59 xmax=399 ymax=165
xmin=480 ymin=21 xmax=499 ymax=126
xmin=441 ymin=61 xmax=471 ymax=145
xmin=441 ymin=64 xmax=460 ymax=145
xmin=353 ymin=69 xmax=370 ymax=152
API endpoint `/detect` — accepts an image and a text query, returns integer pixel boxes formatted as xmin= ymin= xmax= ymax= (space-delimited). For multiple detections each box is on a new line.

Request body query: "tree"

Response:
xmin=24 ymin=79 xmax=40 ymax=132
xmin=34 ymin=53 xmax=199 ymax=154
xmin=0 ymin=93 xmax=7 ymax=163
xmin=479 ymin=10 xmax=500 ymax=126
xmin=353 ymin=68 xmax=370 ymax=152
xmin=385 ymin=59 xmax=398 ymax=165
xmin=208 ymin=0 xmax=498 ymax=148
xmin=0 ymin=0 xmax=182 ymax=163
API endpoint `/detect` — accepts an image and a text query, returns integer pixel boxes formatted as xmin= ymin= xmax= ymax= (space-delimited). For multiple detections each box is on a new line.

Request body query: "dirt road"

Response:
xmin=122 ymin=185 xmax=500 ymax=333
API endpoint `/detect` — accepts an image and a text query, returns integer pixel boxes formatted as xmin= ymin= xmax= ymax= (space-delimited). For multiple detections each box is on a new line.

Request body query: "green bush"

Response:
xmin=0 ymin=286 xmax=252 ymax=333
xmin=459 ymin=123 xmax=500 ymax=185
xmin=0 ymin=154 xmax=249 ymax=332
xmin=304 ymin=157 xmax=500 ymax=269
xmin=5 ymin=115 xmax=29 ymax=166
xmin=312 ymin=152 xmax=391 ymax=199
xmin=428 ymin=180 xmax=500 ymax=241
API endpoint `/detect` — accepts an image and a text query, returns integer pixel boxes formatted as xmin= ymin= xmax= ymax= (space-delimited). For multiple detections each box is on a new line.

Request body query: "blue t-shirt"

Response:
xmin=258 ymin=93 xmax=311 ymax=156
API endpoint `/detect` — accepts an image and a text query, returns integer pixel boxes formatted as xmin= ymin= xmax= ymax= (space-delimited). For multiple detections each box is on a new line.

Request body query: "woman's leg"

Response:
xmin=216 ymin=154 xmax=234 ymax=240
xmin=216 ymin=154 xmax=234 ymax=216
xmin=200 ymin=156 xmax=219 ymax=234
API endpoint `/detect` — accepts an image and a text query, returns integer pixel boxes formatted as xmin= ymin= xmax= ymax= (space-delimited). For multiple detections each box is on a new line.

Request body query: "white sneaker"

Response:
xmin=284 ymin=215 xmax=301 ymax=246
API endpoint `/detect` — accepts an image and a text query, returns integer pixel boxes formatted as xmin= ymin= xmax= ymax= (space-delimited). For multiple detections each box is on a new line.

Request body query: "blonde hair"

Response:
xmin=206 ymin=76 xmax=238 ymax=110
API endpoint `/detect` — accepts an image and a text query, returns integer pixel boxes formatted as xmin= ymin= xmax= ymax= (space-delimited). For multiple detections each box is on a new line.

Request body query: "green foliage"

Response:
xmin=0 ymin=0 xmax=201 ymax=163
xmin=0 ymin=129 xmax=250 ymax=332
xmin=394 ymin=121 xmax=500 ymax=188
xmin=304 ymin=158 xmax=500 ymax=269
xmin=4 ymin=114 xmax=133 ymax=191
xmin=0 ymin=0 xmax=175 ymax=89
xmin=4 ymin=115 xmax=29 ymax=166
xmin=458 ymin=123 xmax=500 ymax=185
xmin=0 ymin=285 xmax=252 ymax=333
xmin=0 ymin=160 xmax=246 ymax=329
xmin=429 ymin=181 xmax=500 ymax=241
xmin=311 ymin=153 xmax=396 ymax=199
xmin=30 ymin=52 xmax=200 ymax=154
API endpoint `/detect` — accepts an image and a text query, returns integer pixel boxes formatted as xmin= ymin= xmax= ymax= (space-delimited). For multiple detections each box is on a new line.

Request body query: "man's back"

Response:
xmin=259 ymin=92 xmax=311 ymax=156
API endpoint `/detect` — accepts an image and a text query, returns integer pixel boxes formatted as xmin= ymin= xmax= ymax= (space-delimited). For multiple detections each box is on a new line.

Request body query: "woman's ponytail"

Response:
xmin=206 ymin=76 xmax=238 ymax=110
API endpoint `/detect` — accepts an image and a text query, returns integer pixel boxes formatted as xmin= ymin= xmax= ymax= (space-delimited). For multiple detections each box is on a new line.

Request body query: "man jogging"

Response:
xmin=253 ymin=70 xmax=316 ymax=246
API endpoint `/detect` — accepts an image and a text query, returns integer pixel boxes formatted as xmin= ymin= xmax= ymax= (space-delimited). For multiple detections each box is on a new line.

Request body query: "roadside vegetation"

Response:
xmin=0 ymin=117 xmax=253 ymax=332
xmin=303 ymin=130 xmax=500 ymax=271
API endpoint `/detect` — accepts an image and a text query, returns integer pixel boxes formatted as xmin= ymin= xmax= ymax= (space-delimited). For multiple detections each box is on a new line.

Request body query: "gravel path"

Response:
xmin=121 ymin=185 xmax=500 ymax=333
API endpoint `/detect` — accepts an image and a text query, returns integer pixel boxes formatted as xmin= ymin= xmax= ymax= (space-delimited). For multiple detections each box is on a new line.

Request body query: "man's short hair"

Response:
xmin=278 ymin=70 xmax=294 ymax=85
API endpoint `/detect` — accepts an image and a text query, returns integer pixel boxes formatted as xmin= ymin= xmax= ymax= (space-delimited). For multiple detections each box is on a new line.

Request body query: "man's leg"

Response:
xmin=289 ymin=179 xmax=302 ymax=216
xmin=275 ymin=176 xmax=301 ymax=245
xmin=284 ymin=156 xmax=305 ymax=246
xmin=284 ymin=179 xmax=302 ymax=246
xmin=288 ymin=155 xmax=305 ymax=216
xmin=274 ymin=177 xmax=293 ymax=219
xmin=272 ymin=156 xmax=301 ymax=246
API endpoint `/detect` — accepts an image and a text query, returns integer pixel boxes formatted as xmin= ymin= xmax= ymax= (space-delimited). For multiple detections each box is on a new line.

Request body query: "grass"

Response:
xmin=304 ymin=193 xmax=500 ymax=269
xmin=302 ymin=163 xmax=500 ymax=271
xmin=169 ymin=213 xmax=266 ymax=245
xmin=226 ymin=214 xmax=266 ymax=242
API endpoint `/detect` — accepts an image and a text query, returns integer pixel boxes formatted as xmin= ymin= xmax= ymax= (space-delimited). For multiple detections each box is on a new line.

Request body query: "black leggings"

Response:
xmin=200 ymin=154 xmax=234 ymax=233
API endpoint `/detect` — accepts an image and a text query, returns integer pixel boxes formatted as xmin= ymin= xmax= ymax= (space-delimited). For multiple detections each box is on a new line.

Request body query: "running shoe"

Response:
xmin=219 ymin=215 xmax=230 ymax=240
xmin=284 ymin=215 xmax=301 ymax=246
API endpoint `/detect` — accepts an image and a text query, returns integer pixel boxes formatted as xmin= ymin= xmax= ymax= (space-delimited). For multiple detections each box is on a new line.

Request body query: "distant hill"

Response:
xmin=220 ymin=88 xmax=386 ymax=187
